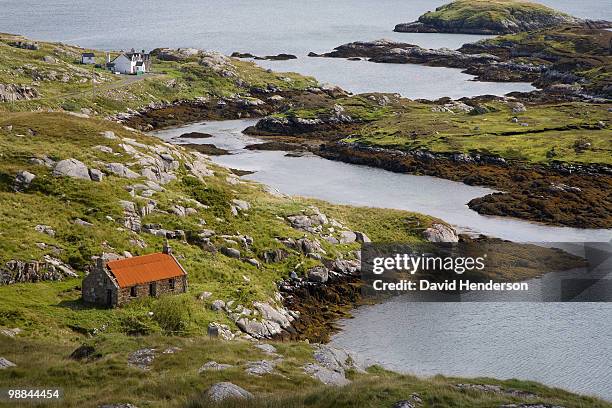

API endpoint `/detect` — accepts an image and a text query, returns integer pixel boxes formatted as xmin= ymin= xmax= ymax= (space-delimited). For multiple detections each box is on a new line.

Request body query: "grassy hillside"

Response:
xmin=0 ymin=111 xmax=435 ymax=339
xmin=1 ymin=333 xmax=610 ymax=408
xmin=0 ymin=33 xmax=318 ymax=116
xmin=3 ymin=111 xmax=598 ymax=408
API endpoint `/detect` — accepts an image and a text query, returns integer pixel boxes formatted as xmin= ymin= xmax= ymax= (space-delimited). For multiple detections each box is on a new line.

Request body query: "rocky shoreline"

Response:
xmin=311 ymin=25 xmax=612 ymax=99
xmin=245 ymin=119 xmax=612 ymax=229
xmin=117 ymin=83 xmax=611 ymax=230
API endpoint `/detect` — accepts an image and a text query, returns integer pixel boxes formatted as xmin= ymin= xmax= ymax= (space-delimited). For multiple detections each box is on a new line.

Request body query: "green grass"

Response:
xmin=0 ymin=333 xmax=609 ymax=408
xmin=0 ymin=33 xmax=318 ymax=117
xmin=352 ymin=101 xmax=612 ymax=165
xmin=269 ymin=94 xmax=612 ymax=166
xmin=418 ymin=0 xmax=572 ymax=30
xmin=0 ymin=110 xmax=434 ymax=339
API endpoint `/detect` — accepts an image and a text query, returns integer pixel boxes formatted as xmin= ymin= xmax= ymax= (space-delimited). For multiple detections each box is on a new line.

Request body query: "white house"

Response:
xmin=107 ymin=49 xmax=151 ymax=75
xmin=81 ymin=53 xmax=96 ymax=65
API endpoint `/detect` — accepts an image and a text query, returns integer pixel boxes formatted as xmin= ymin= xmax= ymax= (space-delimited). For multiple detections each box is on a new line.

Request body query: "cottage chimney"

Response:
xmin=95 ymin=256 xmax=107 ymax=271
xmin=163 ymin=240 xmax=172 ymax=255
xmin=131 ymin=48 xmax=135 ymax=53
xmin=106 ymin=52 xmax=111 ymax=64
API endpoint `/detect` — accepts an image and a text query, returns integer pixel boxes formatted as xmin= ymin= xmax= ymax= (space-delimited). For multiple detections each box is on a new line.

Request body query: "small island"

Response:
xmin=394 ymin=0 xmax=609 ymax=35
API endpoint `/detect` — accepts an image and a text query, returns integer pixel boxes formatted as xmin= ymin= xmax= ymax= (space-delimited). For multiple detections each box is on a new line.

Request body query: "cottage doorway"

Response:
xmin=106 ymin=289 xmax=112 ymax=306
xmin=149 ymin=283 xmax=156 ymax=297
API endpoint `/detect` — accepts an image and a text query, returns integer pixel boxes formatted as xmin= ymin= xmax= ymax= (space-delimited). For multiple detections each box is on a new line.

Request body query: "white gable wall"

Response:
xmin=112 ymin=55 xmax=135 ymax=74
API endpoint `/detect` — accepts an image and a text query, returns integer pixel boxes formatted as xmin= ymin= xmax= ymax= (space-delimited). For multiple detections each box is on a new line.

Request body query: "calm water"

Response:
xmin=154 ymin=120 xmax=612 ymax=401
xmin=17 ymin=0 xmax=612 ymax=97
xmin=1 ymin=0 xmax=609 ymax=53
xmin=331 ymin=302 xmax=612 ymax=400
xmin=154 ymin=119 xmax=612 ymax=243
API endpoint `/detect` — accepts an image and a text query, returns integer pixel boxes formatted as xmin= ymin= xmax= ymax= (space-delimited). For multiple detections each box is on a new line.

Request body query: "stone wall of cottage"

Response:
xmin=82 ymin=260 xmax=119 ymax=306
xmin=117 ymin=275 xmax=187 ymax=306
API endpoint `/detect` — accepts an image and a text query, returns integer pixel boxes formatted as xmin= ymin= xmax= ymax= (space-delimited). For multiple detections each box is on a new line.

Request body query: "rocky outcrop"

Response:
xmin=8 ymin=40 xmax=40 ymax=50
xmin=119 ymin=200 xmax=142 ymax=232
xmin=423 ymin=223 xmax=459 ymax=243
xmin=303 ymin=344 xmax=368 ymax=386
xmin=207 ymin=322 xmax=235 ymax=340
xmin=250 ymin=105 xmax=356 ymax=137
xmin=0 ymin=83 xmax=39 ymax=102
xmin=231 ymin=51 xmax=298 ymax=61
xmin=455 ymin=383 xmax=537 ymax=399
xmin=307 ymin=266 xmax=329 ymax=283
xmin=314 ymin=39 xmax=499 ymax=69
xmin=393 ymin=0 xmax=585 ymax=35
xmin=106 ymin=163 xmax=139 ymax=179
xmin=0 ymin=256 xmax=77 ymax=285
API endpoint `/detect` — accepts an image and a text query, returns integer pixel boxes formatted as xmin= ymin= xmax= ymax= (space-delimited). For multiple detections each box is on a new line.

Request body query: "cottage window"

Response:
xmin=169 ymin=278 xmax=176 ymax=290
xmin=130 ymin=286 xmax=137 ymax=297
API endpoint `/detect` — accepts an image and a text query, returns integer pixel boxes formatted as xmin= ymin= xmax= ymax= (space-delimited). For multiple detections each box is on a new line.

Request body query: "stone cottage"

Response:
xmin=82 ymin=243 xmax=188 ymax=307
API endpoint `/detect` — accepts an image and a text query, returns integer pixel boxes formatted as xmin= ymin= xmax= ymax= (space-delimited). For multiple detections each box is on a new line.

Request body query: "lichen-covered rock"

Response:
xmin=0 ymin=256 xmax=77 ymax=285
xmin=211 ymin=300 xmax=225 ymax=311
xmin=245 ymin=359 xmax=276 ymax=376
xmin=253 ymin=302 xmax=294 ymax=329
xmin=254 ymin=343 xmax=278 ymax=355
xmin=34 ymin=224 xmax=55 ymax=236
xmin=204 ymin=382 xmax=253 ymax=402
xmin=89 ymin=168 xmax=104 ymax=182
xmin=127 ymin=348 xmax=156 ymax=370
xmin=220 ymin=247 xmax=241 ymax=259
xmin=207 ymin=322 xmax=235 ymax=340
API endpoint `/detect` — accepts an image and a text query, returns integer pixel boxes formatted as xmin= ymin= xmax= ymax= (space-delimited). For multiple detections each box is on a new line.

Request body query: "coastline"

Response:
xmin=1 ymin=19 xmax=610 ymax=405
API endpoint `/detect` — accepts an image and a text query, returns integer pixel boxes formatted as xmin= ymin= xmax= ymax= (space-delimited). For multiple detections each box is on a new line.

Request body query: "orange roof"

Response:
xmin=106 ymin=253 xmax=186 ymax=288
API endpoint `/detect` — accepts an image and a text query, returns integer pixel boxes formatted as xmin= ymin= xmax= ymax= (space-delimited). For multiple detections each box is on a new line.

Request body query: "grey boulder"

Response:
xmin=14 ymin=170 xmax=36 ymax=190
xmin=89 ymin=168 xmax=104 ymax=182
xmin=205 ymin=382 xmax=253 ymax=402
xmin=53 ymin=158 xmax=91 ymax=180
xmin=220 ymin=247 xmax=241 ymax=259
